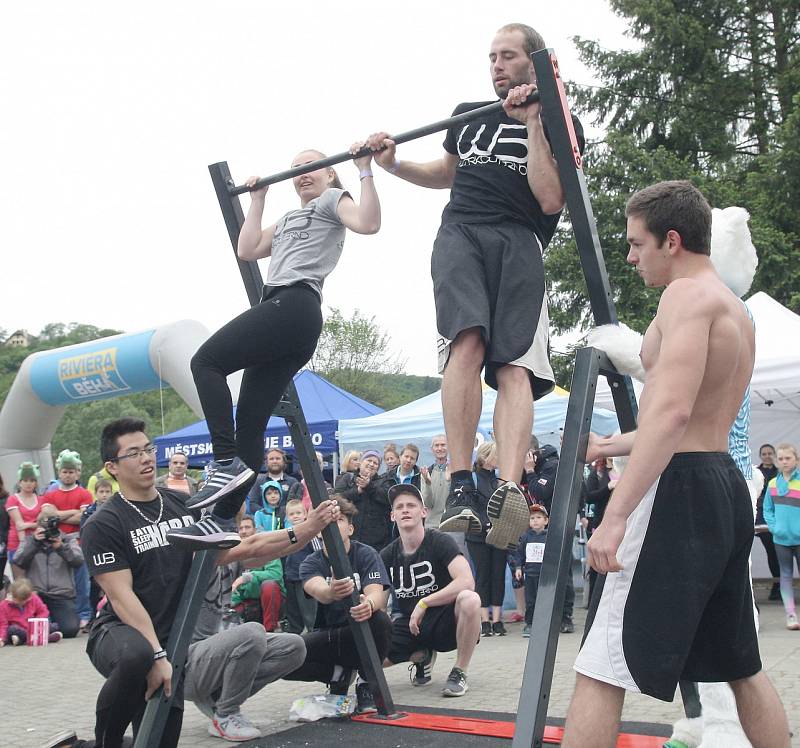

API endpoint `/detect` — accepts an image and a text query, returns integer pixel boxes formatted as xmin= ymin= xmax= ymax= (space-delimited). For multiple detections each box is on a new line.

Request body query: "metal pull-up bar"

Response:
xmin=228 ymin=93 xmax=540 ymax=195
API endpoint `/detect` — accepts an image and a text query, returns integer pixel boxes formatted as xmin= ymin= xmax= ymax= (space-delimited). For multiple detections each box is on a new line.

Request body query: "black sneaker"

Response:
xmin=481 ymin=621 xmax=493 ymax=637
xmin=166 ymin=516 xmax=241 ymax=550
xmin=408 ymin=649 xmax=437 ymax=686
xmin=439 ymin=484 xmax=482 ymax=533
xmin=328 ymin=667 xmax=356 ymax=696
xmin=560 ymin=617 xmax=575 ymax=634
xmin=442 ymin=667 xmax=468 ymax=697
xmin=186 ymin=457 xmax=255 ymax=510
xmin=492 ymin=621 xmax=507 ymax=636
xmin=486 ymin=481 xmax=530 ymax=550
xmin=355 ymin=680 xmax=377 ymax=714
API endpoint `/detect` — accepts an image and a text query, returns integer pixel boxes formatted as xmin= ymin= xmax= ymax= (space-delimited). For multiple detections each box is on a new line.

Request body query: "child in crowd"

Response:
xmin=282 ymin=499 xmax=322 ymax=634
xmin=763 ymin=442 xmax=800 ymax=630
xmin=254 ymin=480 xmax=284 ymax=533
xmin=511 ymin=505 xmax=549 ymax=638
xmin=81 ymin=479 xmax=115 ymax=615
xmin=0 ymin=579 xmax=63 ymax=645
xmin=231 ymin=516 xmax=285 ymax=632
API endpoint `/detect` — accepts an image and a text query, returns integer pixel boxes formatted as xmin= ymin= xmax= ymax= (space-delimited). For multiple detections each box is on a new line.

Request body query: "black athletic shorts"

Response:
xmin=575 ymin=452 xmax=761 ymax=701
xmin=387 ymin=603 xmax=459 ymax=664
xmin=431 ymin=222 xmax=554 ymax=398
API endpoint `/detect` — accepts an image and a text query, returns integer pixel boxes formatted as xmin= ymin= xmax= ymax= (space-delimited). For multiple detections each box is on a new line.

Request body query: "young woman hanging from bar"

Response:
xmin=167 ymin=145 xmax=381 ymax=550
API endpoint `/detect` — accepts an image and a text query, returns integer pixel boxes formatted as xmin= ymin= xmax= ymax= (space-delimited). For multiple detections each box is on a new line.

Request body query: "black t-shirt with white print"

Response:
xmin=82 ymin=489 xmax=198 ymax=643
xmin=441 ymin=101 xmax=585 ymax=247
xmin=299 ymin=540 xmax=391 ymax=630
xmin=380 ymin=529 xmax=461 ymax=618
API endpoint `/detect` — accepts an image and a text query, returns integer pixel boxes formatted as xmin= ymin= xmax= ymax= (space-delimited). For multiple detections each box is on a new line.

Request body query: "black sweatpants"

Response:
xmin=191 ymin=284 xmax=322 ymax=518
xmin=284 ymin=611 xmax=392 ymax=684
xmin=87 ymin=623 xmax=183 ymax=748
xmin=467 ymin=540 xmax=506 ymax=608
xmin=524 ymin=572 xmax=540 ymax=626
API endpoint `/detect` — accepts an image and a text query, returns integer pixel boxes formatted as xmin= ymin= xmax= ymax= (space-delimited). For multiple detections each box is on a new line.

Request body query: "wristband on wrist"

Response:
xmin=153 ymin=649 xmax=168 ymax=661
xmin=287 ymin=527 xmax=298 ymax=545
xmin=359 ymin=169 xmax=373 ymax=180
xmin=416 ymin=599 xmax=428 ymax=610
xmin=387 ymin=160 xmax=400 ymax=174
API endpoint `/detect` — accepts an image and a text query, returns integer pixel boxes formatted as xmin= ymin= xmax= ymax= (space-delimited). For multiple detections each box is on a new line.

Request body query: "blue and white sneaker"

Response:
xmin=186 ymin=457 xmax=255 ymax=510
xmin=166 ymin=516 xmax=240 ymax=550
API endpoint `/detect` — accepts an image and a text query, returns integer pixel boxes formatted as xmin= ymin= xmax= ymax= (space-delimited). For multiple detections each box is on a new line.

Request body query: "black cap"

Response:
xmin=388 ymin=483 xmax=424 ymax=505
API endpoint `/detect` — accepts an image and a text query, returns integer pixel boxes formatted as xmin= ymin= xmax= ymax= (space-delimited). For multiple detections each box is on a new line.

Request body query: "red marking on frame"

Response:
xmin=550 ymin=53 xmax=583 ymax=171
xmin=352 ymin=712 xmax=668 ymax=746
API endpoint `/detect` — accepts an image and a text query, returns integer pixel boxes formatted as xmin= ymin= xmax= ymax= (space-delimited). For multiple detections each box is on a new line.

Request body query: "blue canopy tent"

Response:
xmin=154 ymin=370 xmax=383 ymax=467
xmin=338 ymin=386 xmax=619 ymax=468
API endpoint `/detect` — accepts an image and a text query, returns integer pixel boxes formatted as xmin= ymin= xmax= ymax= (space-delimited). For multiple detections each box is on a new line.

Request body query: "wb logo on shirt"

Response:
xmin=392 ymin=561 xmax=439 ymax=599
xmin=455 ymin=122 xmax=528 ymax=175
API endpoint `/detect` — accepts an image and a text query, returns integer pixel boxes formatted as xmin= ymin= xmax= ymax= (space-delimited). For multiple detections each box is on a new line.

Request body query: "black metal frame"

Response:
xmin=136 ymin=52 xmax=697 ymax=745
xmin=511 ymin=49 xmax=697 ymax=747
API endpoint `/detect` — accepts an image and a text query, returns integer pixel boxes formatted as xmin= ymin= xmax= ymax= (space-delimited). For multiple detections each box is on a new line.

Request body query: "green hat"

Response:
xmin=17 ymin=462 xmax=40 ymax=482
xmin=55 ymin=449 xmax=83 ymax=471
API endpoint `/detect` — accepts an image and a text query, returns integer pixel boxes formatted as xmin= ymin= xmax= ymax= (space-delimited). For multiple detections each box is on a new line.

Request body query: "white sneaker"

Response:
xmin=208 ymin=712 xmax=261 ymax=742
xmin=787 ymin=613 xmax=800 ymax=631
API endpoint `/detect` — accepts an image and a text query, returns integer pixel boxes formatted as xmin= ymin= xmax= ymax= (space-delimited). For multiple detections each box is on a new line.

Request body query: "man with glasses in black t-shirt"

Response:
xmin=55 ymin=417 xmax=339 ymax=748
xmin=365 ymin=23 xmax=583 ymax=551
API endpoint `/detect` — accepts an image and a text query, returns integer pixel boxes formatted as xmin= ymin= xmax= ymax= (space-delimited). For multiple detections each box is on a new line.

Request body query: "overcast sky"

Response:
xmin=1 ymin=1 xmax=631 ymax=375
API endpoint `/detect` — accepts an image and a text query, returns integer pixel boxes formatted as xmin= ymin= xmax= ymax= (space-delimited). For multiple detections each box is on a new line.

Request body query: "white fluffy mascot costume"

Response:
xmin=588 ymin=207 xmax=760 ymax=748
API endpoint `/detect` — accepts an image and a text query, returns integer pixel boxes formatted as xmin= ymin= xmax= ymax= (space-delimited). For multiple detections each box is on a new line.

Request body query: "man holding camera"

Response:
xmin=14 ymin=505 xmax=84 ymax=638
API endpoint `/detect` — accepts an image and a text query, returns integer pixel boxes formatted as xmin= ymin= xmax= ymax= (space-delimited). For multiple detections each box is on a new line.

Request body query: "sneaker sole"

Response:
xmin=166 ymin=531 xmax=242 ymax=551
xmin=187 ymin=469 xmax=256 ymax=510
xmin=442 ymin=684 xmax=469 ymax=697
xmin=486 ymin=484 xmax=530 ymax=550
xmin=439 ymin=512 xmax=482 ymax=534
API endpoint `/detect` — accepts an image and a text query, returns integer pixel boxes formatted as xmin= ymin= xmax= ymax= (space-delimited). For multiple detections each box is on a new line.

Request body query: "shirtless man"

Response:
xmin=561 ymin=182 xmax=790 ymax=748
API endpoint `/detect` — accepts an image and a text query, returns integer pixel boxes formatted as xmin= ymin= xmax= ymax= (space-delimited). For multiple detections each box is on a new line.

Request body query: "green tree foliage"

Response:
xmin=547 ymin=0 xmax=799 ymax=335
xmin=309 ymin=308 xmax=413 ymax=406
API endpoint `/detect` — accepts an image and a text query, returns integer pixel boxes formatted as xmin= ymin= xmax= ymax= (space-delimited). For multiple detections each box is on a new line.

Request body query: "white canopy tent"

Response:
xmin=594 ymin=292 xmax=800 ymax=455
xmin=338 ymin=386 xmax=619 ymax=467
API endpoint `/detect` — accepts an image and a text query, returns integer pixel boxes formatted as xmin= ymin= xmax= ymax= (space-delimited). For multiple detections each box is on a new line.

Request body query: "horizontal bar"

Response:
xmin=229 ymin=93 xmax=540 ymax=195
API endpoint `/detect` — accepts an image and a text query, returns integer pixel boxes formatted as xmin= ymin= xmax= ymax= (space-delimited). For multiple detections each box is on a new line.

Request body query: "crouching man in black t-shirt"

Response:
xmin=381 ymin=485 xmax=481 ymax=697
xmin=283 ymin=497 xmax=393 ymax=715
xmin=62 ymin=418 xmax=340 ymax=748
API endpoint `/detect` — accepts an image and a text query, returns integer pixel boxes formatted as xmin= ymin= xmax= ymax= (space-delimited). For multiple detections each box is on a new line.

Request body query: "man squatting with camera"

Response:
xmin=51 ymin=418 xmax=341 ymax=748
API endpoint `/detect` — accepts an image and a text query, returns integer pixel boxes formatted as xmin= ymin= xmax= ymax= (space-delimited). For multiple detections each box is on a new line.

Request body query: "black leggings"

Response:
xmin=467 ymin=540 xmax=507 ymax=608
xmin=284 ymin=612 xmax=393 ymax=684
xmin=88 ymin=623 xmax=183 ymax=748
xmin=191 ymin=284 xmax=322 ymax=517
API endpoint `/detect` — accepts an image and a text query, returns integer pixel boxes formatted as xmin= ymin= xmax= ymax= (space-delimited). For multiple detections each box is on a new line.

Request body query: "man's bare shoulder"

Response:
xmin=654 ymin=277 xmax=717 ymax=328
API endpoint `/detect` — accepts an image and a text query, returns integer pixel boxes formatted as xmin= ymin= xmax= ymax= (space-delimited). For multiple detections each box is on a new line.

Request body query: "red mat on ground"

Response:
xmin=352 ymin=711 xmax=668 ymax=747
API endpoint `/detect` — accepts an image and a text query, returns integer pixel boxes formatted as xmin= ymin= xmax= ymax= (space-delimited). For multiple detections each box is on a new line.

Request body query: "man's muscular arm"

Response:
xmin=588 ymin=280 xmax=712 ymax=573
xmin=365 ymin=132 xmax=457 ymax=189
xmin=503 ymin=84 xmax=564 ymax=214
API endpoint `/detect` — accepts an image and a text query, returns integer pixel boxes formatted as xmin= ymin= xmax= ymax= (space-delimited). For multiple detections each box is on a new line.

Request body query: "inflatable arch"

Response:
xmin=0 ymin=320 xmax=218 ymax=486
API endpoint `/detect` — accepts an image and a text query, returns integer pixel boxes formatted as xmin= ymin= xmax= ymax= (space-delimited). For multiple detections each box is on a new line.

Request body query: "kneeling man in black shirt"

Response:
xmin=71 ymin=417 xmax=339 ymax=748
xmin=381 ymin=485 xmax=481 ymax=696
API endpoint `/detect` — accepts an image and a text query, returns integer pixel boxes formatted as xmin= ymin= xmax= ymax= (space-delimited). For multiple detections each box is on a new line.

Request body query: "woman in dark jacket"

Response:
xmin=335 ymin=450 xmax=391 ymax=551
xmin=582 ymin=457 xmax=616 ymax=603
xmin=755 ymin=443 xmax=781 ymax=600
xmin=0 ymin=472 xmax=9 ymax=581
xmin=466 ymin=442 xmax=507 ymax=637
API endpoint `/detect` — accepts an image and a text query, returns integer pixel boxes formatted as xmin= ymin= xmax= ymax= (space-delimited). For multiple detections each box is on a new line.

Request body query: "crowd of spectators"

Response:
xmin=3 ymin=432 xmax=796 ymax=723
